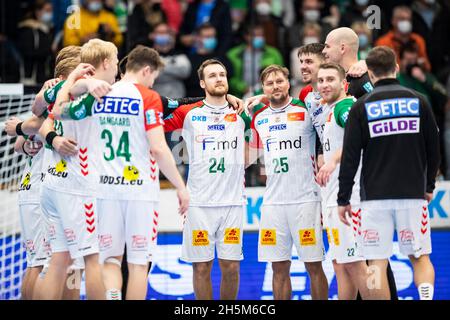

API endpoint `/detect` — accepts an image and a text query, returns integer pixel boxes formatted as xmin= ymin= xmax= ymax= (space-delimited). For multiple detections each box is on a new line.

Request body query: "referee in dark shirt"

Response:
xmin=338 ymin=46 xmax=439 ymax=299
xmin=323 ymin=27 xmax=398 ymax=299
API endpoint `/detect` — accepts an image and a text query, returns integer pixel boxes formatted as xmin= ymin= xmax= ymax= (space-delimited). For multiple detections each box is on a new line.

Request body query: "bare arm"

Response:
xmin=147 ymin=126 xmax=189 ymax=214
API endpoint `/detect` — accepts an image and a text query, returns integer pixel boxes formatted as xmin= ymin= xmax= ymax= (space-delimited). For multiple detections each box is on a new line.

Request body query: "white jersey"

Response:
xmin=304 ymin=91 xmax=330 ymax=144
xmin=322 ymin=96 xmax=361 ymax=207
xmin=164 ymin=100 xmax=248 ymax=206
xmin=42 ymin=116 xmax=98 ymax=196
xmin=18 ymin=136 xmax=44 ymax=205
xmin=251 ymin=98 xmax=320 ymax=205
xmin=67 ymin=81 xmax=164 ymax=201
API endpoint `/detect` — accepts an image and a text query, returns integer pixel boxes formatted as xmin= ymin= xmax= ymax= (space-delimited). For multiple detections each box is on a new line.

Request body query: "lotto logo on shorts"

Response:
xmin=400 ymin=229 xmax=415 ymax=245
xmin=332 ymin=229 xmax=340 ymax=246
xmin=132 ymin=235 xmax=148 ymax=249
xmin=64 ymin=229 xmax=76 ymax=243
xmin=99 ymin=234 xmax=113 ymax=249
xmin=224 ymin=228 xmax=240 ymax=244
xmin=193 ymin=230 xmax=209 ymax=246
xmin=326 ymin=228 xmax=331 ymax=244
xmin=363 ymin=229 xmax=380 ymax=246
xmin=260 ymin=229 xmax=276 ymax=245
xmin=299 ymin=229 xmax=316 ymax=246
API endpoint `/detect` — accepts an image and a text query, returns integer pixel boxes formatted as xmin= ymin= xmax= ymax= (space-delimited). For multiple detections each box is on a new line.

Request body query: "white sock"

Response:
xmin=106 ymin=289 xmax=122 ymax=300
xmin=418 ymin=283 xmax=434 ymax=300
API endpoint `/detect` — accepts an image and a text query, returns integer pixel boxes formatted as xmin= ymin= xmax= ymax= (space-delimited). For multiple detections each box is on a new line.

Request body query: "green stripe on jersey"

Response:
xmin=43 ymin=80 xmax=65 ymax=104
xmin=334 ymin=97 xmax=355 ymax=128
xmin=68 ymin=93 xmax=96 ymax=120
xmin=291 ymin=98 xmax=307 ymax=109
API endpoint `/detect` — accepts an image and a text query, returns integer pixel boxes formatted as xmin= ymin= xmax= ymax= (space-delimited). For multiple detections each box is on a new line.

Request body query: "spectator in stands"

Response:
xmin=185 ymin=23 xmax=233 ymax=97
xmin=412 ymin=0 xmax=449 ymax=74
xmin=252 ymin=0 xmax=286 ymax=56
xmin=151 ymin=22 xmax=191 ymax=98
xmin=128 ymin=0 xmax=167 ymax=50
xmin=63 ymin=0 xmax=123 ymax=48
xmin=288 ymin=0 xmax=332 ymax=51
xmin=230 ymin=0 xmax=248 ymax=46
xmin=339 ymin=0 xmax=389 ymax=40
xmin=398 ymin=42 xmax=448 ymax=177
xmin=412 ymin=0 xmax=440 ymax=47
xmin=179 ymin=0 xmax=232 ymax=56
xmin=375 ymin=5 xmax=431 ymax=71
xmin=351 ymin=20 xmax=372 ymax=60
xmin=17 ymin=0 xmax=54 ymax=85
xmin=289 ymin=22 xmax=322 ymax=96
xmin=227 ymin=23 xmax=283 ymax=98
xmin=0 ymin=1 xmax=23 ymax=83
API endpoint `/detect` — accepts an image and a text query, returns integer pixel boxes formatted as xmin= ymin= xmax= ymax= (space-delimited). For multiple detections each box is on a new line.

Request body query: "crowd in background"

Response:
xmin=1 ymin=0 xmax=450 ymax=178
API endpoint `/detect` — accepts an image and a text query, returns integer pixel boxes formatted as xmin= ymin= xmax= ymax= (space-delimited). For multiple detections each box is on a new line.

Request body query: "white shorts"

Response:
xmin=360 ymin=199 xmax=432 ymax=259
xmin=258 ymin=202 xmax=325 ymax=262
xmin=181 ymin=206 xmax=245 ymax=263
xmin=40 ymin=186 xmax=98 ymax=259
xmin=97 ymin=199 xmax=158 ymax=266
xmin=324 ymin=206 xmax=364 ymax=264
xmin=19 ymin=203 xmax=51 ymax=267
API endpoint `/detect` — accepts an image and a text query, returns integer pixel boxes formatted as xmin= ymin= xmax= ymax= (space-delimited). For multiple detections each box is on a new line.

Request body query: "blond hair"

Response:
xmin=55 ymin=45 xmax=81 ymax=66
xmin=80 ymin=39 xmax=117 ymax=68
xmin=54 ymin=56 xmax=81 ymax=78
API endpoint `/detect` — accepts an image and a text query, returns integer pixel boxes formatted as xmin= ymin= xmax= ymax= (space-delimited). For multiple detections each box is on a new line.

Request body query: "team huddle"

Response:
xmin=4 ymin=27 xmax=439 ymax=300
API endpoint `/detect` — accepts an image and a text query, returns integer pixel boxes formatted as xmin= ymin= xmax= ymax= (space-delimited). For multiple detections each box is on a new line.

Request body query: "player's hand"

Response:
xmin=68 ymin=63 xmax=96 ymax=82
xmin=425 ymin=192 xmax=433 ymax=203
xmin=52 ymin=136 xmax=78 ymax=157
xmin=227 ymin=94 xmax=244 ymax=114
xmin=42 ymin=78 xmax=61 ymax=91
xmin=23 ymin=140 xmax=43 ymax=156
xmin=411 ymin=66 xmax=426 ymax=83
xmin=316 ymin=160 xmax=337 ymax=187
xmin=4 ymin=117 xmax=22 ymax=136
xmin=177 ymin=187 xmax=190 ymax=215
xmin=243 ymin=94 xmax=266 ymax=116
xmin=338 ymin=205 xmax=352 ymax=226
xmin=86 ymin=78 xmax=112 ymax=103
xmin=347 ymin=60 xmax=367 ymax=78
xmin=317 ymin=154 xmax=324 ymax=170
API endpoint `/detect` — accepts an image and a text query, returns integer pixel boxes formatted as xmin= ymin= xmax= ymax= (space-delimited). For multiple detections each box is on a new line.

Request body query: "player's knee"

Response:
xmin=221 ymin=261 xmax=239 ymax=277
xmin=193 ymin=262 xmax=212 ymax=278
xmin=272 ymin=261 xmax=291 ymax=276
xmin=304 ymin=261 xmax=324 ymax=275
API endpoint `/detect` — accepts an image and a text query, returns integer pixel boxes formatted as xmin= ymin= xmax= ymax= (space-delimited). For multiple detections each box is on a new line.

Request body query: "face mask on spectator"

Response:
xmin=202 ymin=37 xmax=217 ymax=51
xmin=303 ymin=36 xmax=319 ymax=45
xmin=355 ymin=0 xmax=369 ymax=6
xmin=358 ymin=34 xmax=369 ymax=48
xmin=87 ymin=1 xmax=103 ymax=13
xmin=397 ymin=20 xmax=412 ymax=34
xmin=256 ymin=3 xmax=272 ymax=16
xmin=252 ymin=36 xmax=265 ymax=49
xmin=304 ymin=9 xmax=320 ymax=22
xmin=154 ymin=34 xmax=172 ymax=47
xmin=40 ymin=12 xmax=53 ymax=24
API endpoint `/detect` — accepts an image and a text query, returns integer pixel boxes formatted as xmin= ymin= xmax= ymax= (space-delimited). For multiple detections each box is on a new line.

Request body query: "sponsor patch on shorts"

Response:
xmin=192 ymin=230 xmax=209 ymax=246
xmin=299 ymin=229 xmax=316 ymax=246
xmin=260 ymin=229 xmax=276 ymax=245
xmin=224 ymin=228 xmax=240 ymax=244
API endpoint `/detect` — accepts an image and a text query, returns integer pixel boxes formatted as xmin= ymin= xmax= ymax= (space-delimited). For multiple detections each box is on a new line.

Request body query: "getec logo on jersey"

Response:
xmin=365 ymin=98 xmax=420 ymax=138
xmin=94 ymin=96 xmax=140 ymax=116
xmin=207 ymin=124 xmax=225 ymax=131
xmin=269 ymin=124 xmax=287 ymax=132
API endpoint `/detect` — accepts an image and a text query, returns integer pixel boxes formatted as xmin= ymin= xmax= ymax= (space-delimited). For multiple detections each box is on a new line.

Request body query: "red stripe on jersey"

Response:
xmin=163 ymin=100 xmax=204 ymax=132
xmin=298 ymin=84 xmax=313 ymax=103
xmin=134 ymin=84 xmax=164 ymax=131
xmin=249 ymin=105 xmax=269 ymax=149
